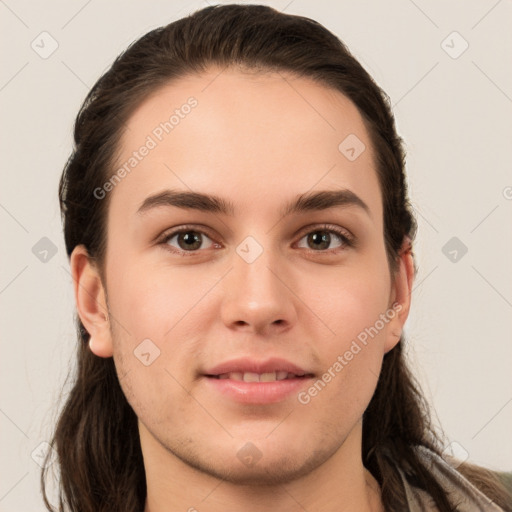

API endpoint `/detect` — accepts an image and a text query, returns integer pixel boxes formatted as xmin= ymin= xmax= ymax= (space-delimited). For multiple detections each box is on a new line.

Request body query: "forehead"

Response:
xmin=108 ymin=67 xmax=382 ymax=224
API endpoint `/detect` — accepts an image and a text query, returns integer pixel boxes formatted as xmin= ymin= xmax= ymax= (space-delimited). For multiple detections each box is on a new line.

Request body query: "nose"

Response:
xmin=219 ymin=240 xmax=298 ymax=336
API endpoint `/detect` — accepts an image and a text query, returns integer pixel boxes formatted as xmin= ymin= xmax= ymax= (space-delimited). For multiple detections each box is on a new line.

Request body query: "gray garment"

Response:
xmin=395 ymin=445 xmax=507 ymax=511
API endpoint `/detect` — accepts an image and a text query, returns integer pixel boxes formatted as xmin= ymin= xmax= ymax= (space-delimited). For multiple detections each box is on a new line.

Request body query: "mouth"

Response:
xmin=205 ymin=371 xmax=314 ymax=382
xmin=203 ymin=372 xmax=315 ymax=404
xmin=201 ymin=357 xmax=316 ymax=404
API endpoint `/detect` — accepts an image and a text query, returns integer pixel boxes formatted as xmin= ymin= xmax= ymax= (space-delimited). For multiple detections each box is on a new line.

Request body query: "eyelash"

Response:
xmin=157 ymin=223 xmax=355 ymax=257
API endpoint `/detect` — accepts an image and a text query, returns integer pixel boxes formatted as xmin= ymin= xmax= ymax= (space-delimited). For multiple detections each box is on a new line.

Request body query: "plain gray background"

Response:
xmin=1 ymin=0 xmax=511 ymax=509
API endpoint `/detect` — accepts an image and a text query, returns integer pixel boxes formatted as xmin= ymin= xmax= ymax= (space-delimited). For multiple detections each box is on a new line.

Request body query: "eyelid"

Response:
xmin=295 ymin=223 xmax=354 ymax=244
xmin=156 ymin=224 xmax=216 ymax=243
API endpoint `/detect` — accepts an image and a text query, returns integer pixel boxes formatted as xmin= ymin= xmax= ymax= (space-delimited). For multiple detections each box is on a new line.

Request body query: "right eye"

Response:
xmin=160 ymin=227 xmax=220 ymax=255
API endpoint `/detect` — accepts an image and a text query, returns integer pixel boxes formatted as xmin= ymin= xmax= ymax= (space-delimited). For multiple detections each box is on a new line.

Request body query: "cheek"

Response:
xmin=296 ymin=339 xmax=383 ymax=449
xmin=299 ymin=262 xmax=391 ymax=413
xmin=116 ymin=357 xmax=184 ymax=433
xmin=300 ymin=323 xmax=384 ymax=422
xmin=327 ymin=351 xmax=382 ymax=426
xmin=106 ymin=271 xmax=191 ymax=426
xmin=106 ymin=255 xmax=210 ymax=338
xmin=302 ymin=259 xmax=392 ymax=412
xmin=303 ymin=259 xmax=392 ymax=344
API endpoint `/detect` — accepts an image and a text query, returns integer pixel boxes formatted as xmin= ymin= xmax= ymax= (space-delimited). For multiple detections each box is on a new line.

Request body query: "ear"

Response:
xmin=383 ymin=237 xmax=415 ymax=353
xmin=70 ymin=245 xmax=113 ymax=357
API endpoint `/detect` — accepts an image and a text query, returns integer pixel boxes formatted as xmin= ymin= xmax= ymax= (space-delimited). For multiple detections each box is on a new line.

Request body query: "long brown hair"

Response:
xmin=42 ymin=4 xmax=511 ymax=511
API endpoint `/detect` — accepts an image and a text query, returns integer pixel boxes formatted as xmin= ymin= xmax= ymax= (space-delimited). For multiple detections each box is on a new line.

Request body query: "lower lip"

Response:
xmin=203 ymin=376 xmax=313 ymax=404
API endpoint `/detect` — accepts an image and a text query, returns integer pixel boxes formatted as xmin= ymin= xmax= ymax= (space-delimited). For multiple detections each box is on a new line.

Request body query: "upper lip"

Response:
xmin=204 ymin=357 xmax=313 ymax=376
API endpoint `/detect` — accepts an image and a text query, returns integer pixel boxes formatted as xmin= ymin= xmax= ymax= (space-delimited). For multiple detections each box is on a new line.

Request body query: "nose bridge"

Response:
xmin=234 ymin=233 xmax=283 ymax=301
xmin=220 ymin=233 xmax=296 ymax=332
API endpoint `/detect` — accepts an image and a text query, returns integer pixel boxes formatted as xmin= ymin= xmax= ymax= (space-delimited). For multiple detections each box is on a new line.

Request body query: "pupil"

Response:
xmin=309 ymin=231 xmax=330 ymax=250
xmin=180 ymin=232 xmax=201 ymax=250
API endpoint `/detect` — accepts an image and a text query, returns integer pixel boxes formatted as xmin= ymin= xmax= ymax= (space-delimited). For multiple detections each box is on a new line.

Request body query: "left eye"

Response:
xmin=296 ymin=228 xmax=352 ymax=251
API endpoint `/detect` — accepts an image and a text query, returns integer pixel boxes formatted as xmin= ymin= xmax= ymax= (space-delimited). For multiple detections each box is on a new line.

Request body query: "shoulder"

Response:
xmin=396 ymin=445 xmax=509 ymax=511
xmin=496 ymin=471 xmax=512 ymax=496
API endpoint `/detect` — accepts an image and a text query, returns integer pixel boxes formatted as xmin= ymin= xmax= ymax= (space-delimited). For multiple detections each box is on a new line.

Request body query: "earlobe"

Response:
xmin=70 ymin=245 xmax=113 ymax=358
xmin=384 ymin=237 xmax=415 ymax=353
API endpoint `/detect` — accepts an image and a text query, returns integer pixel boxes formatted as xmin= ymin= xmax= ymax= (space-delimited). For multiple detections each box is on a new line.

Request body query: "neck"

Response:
xmin=141 ymin=420 xmax=383 ymax=512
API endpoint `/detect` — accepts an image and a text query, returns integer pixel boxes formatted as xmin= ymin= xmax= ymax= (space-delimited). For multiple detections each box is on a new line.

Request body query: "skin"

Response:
xmin=72 ymin=67 xmax=414 ymax=512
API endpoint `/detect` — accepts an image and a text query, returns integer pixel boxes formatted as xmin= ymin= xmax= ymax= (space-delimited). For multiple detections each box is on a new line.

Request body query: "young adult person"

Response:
xmin=42 ymin=4 xmax=512 ymax=511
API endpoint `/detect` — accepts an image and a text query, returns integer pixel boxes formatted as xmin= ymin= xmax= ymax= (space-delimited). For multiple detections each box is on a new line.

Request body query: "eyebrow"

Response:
xmin=136 ymin=188 xmax=371 ymax=219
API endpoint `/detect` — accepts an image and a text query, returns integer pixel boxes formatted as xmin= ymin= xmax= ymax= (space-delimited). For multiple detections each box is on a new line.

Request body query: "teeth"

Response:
xmin=216 ymin=371 xmax=302 ymax=381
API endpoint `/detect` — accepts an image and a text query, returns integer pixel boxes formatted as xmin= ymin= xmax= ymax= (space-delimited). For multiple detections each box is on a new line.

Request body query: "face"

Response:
xmin=75 ymin=67 xmax=411 ymax=485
